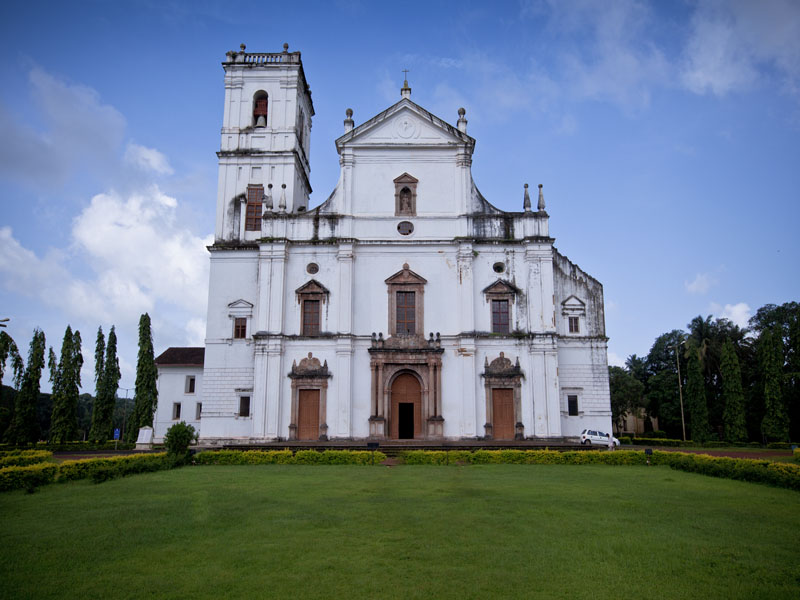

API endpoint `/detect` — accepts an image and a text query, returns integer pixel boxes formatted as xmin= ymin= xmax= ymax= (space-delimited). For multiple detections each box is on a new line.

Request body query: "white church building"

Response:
xmin=154 ymin=44 xmax=611 ymax=444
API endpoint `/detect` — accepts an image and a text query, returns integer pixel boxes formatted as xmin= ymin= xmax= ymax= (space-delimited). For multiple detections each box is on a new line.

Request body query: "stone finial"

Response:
xmin=279 ymin=183 xmax=287 ymax=212
xmin=485 ymin=356 xmax=490 ymax=368
xmin=523 ymin=183 xmax=531 ymax=212
xmin=344 ymin=108 xmax=354 ymax=133
xmin=401 ymin=70 xmax=411 ymax=99
xmin=402 ymin=262 xmax=409 ymax=270
xmin=307 ymin=352 xmax=313 ymax=359
xmin=537 ymin=184 xmax=545 ymax=211
xmin=264 ymin=183 xmax=273 ymax=211
xmin=457 ymin=107 xmax=468 ymax=133
xmin=240 ymin=43 xmax=246 ymax=52
xmin=283 ymin=43 xmax=289 ymax=53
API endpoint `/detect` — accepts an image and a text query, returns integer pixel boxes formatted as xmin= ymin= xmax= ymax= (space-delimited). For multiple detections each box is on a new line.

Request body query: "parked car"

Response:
xmin=580 ymin=429 xmax=620 ymax=447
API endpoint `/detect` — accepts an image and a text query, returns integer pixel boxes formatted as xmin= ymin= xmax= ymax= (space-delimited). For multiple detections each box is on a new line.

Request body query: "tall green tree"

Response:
xmin=94 ymin=327 xmax=105 ymax=387
xmin=6 ymin=329 xmax=46 ymax=444
xmin=643 ymin=330 xmax=686 ymax=436
xmin=0 ymin=332 xmax=24 ymax=438
xmin=685 ymin=341 xmax=710 ymax=443
xmin=760 ymin=327 xmax=789 ymax=442
xmin=89 ymin=326 xmax=120 ymax=443
xmin=126 ymin=314 xmax=158 ymax=442
xmin=48 ymin=326 xmax=84 ymax=443
xmin=721 ymin=338 xmax=747 ymax=442
xmin=609 ymin=365 xmax=645 ymax=433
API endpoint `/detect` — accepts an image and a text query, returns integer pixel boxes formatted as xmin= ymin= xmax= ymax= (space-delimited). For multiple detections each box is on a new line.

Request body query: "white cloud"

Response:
xmin=124 ymin=143 xmax=174 ymax=175
xmin=71 ymin=186 xmax=211 ymax=315
xmin=681 ymin=0 xmax=800 ymax=97
xmin=607 ymin=351 xmax=626 ymax=367
xmin=685 ymin=273 xmax=716 ymax=295
xmin=710 ymin=302 xmax=751 ymax=328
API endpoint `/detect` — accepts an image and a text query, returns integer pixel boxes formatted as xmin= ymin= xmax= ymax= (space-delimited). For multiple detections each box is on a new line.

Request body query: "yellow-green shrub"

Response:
xmin=194 ymin=449 xmax=386 ymax=465
xmin=0 ymin=450 xmax=53 ymax=467
xmin=0 ymin=463 xmax=58 ymax=492
xmin=57 ymin=453 xmax=170 ymax=482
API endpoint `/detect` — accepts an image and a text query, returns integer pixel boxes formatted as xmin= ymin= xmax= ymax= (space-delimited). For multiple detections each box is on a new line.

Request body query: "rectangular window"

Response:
xmin=239 ymin=396 xmax=251 ymax=418
xmin=234 ymin=317 xmax=247 ymax=339
xmin=172 ymin=403 xmax=181 ymax=420
xmin=245 ymin=184 xmax=263 ymax=231
xmin=195 ymin=403 xmax=202 ymax=420
xmin=185 ymin=375 xmax=195 ymax=394
xmin=396 ymin=291 xmax=415 ymax=335
xmin=568 ymin=316 xmax=580 ymax=333
xmin=302 ymin=299 xmax=320 ymax=336
xmin=492 ymin=299 xmax=510 ymax=333
xmin=568 ymin=395 xmax=578 ymax=416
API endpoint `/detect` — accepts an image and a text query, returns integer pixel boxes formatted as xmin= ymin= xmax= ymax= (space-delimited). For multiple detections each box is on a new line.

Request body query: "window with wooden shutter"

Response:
xmin=302 ymin=299 xmax=320 ymax=336
xmin=245 ymin=184 xmax=263 ymax=231
xmin=396 ymin=291 xmax=416 ymax=335
xmin=492 ymin=299 xmax=510 ymax=333
xmin=233 ymin=317 xmax=247 ymax=339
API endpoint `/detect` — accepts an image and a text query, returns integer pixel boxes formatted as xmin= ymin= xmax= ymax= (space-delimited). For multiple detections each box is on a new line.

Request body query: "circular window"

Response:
xmin=306 ymin=263 xmax=319 ymax=274
xmin=493 ymin=262 xmax=505 ymax=273
xmin=397 ymin=221 xmax=414 ymax=235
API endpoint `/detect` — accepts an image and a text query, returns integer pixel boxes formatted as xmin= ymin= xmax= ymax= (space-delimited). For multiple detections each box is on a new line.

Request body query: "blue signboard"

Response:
xmin=113 ymin=428 xmax=120 ymax=440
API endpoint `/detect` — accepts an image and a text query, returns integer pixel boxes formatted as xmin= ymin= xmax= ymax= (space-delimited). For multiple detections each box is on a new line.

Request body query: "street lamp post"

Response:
xmin=675 ymin=340 xmax=687 ymax=441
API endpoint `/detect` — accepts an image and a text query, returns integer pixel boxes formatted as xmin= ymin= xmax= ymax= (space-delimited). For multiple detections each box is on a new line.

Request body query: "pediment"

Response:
xmin=336 ymin=100 xmax=474 ymax=149
xmin=482 ymin=279 xmax=519 ymax=296
xmin=562 ymin=295 xmax=586 ymax=315
xmin=295 ymin=279 xmax=330 ymax=296
xmin=393 ymin=172 xmax=419 ymax=184
xmin=228 ymin=299 xmax=254 ymax=309
xmin=385 ymin=263 xmax=427 ymax=285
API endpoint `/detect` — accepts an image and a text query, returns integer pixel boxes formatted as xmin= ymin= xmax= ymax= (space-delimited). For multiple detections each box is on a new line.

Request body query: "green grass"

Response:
xmin=1 ymin=465 xmax=799 ymax=599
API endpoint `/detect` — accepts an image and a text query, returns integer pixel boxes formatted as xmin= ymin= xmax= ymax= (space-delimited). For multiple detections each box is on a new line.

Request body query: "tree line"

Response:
xmin=610 ymin=302 xmax=799 ymax=443
xmin=0 ymin=314 xmax=158 ymax=445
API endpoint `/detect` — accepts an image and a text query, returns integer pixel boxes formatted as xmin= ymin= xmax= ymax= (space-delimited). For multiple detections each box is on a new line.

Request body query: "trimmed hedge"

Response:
xmin=58 ymin=453 xmax=170 ymax=483
xmin=195 ymin=449 xmax=387 ymax=466
xmin=0 ymin=450 xmax=53 ymax=467
xmin=0 ymin=463 xmax=59 ymax=492
xmin=630 ymin=438 xmax=686 ymax=447
xmin=653 ymin=451 xmax=800 ymax=491
xmin=0 ymin=441 xmax=135 ymax=452
xmin=397 ymin=449 xmax=800 ymax=491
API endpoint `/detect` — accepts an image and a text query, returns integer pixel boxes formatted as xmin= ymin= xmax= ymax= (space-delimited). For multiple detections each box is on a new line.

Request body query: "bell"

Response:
xmin=256 ymin=115 xmax=266 ymax=128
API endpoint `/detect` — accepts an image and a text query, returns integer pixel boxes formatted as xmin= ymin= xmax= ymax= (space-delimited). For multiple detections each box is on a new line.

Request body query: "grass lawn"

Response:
xmin=1 ymin=465 xmax=799 ymax=599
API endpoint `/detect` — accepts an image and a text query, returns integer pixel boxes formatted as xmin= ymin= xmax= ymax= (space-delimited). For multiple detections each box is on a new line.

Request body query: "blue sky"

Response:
xmin=1 ymin=0 xmax=799 ymax=393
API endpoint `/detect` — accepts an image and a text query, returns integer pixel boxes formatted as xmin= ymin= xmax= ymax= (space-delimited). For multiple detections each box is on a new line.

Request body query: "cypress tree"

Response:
xmin=89 ymin=326 xmax=120 ymax=443
xmin=6 ymin=329 xmax=46 ymax=445
xmin=686 ymin=343 xmax=710 ymax=443
xmin=760 ymin=327 xmax=789 ymax=442
xmin=0 ymin=331 xmax=24 ymax=388
xmin=94 ymin=326 xmax=105 ymax=387
xmin=721 ymin=338 xmax=747 ymax=442
xmin=49 ymin=326 xmax=83 ymax=443
xmin=127 ymin=314 xmax=158 ymax=442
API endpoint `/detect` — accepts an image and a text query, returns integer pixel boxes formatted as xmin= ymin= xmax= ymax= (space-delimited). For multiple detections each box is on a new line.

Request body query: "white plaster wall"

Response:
xmin=154 ymin=366 xmax=203 ymax=442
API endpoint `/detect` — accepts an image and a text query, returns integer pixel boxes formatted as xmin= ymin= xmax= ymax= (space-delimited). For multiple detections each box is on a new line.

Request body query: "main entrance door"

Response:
xmin=298 ymin=389 xmax=320 ymax=441
xmin=492 ymin=388 xmax=514 ymax=440
xmin=391 ymin=373 xmax=422 ymax=439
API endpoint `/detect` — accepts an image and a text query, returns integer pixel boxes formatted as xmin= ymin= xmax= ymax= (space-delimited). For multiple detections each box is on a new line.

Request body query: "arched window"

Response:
xmin=253 ymin=91 xmax=268 ymax=127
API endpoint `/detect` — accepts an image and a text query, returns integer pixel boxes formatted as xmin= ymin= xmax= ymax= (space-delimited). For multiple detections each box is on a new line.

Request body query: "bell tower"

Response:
xmin=216 ymin=43 xmax=314 ymax=241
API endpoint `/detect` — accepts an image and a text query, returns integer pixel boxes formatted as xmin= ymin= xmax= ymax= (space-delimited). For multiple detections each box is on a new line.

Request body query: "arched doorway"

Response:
xmin=390 ymin=373 xmax=422 ymax=439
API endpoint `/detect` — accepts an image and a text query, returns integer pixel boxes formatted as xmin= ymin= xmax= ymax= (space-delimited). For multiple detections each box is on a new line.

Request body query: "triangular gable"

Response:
xmin=482 ymin=279 xmax=520 ymax=296
xmin=393 ymin=172 xmax=419 ymax=184
xmin=561 ymin=295 xmax=586 ymax=315
xmin=228 ymin=299 xmax=254 ymax=309
xmin=295 ymin=279 xmax=330 ymax=296
xmin=336 ymin=99 xmax=475 ymax=149
xmin=385 ymin=263 xmax=427 ymax=285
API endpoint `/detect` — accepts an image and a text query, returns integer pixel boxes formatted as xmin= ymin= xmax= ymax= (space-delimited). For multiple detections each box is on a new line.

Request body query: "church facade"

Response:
xmin=153 ymin=44 xmax=611 ymax=444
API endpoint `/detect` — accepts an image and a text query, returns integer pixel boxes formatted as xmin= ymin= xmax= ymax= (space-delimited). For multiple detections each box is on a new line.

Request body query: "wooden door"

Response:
xmin=298 ymin=389 xmax=320 ymax=441
xmin=391 ymin=373 xmax=422 ymax=439
xmin=492 ymin=388 xmax=514 ymax=440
